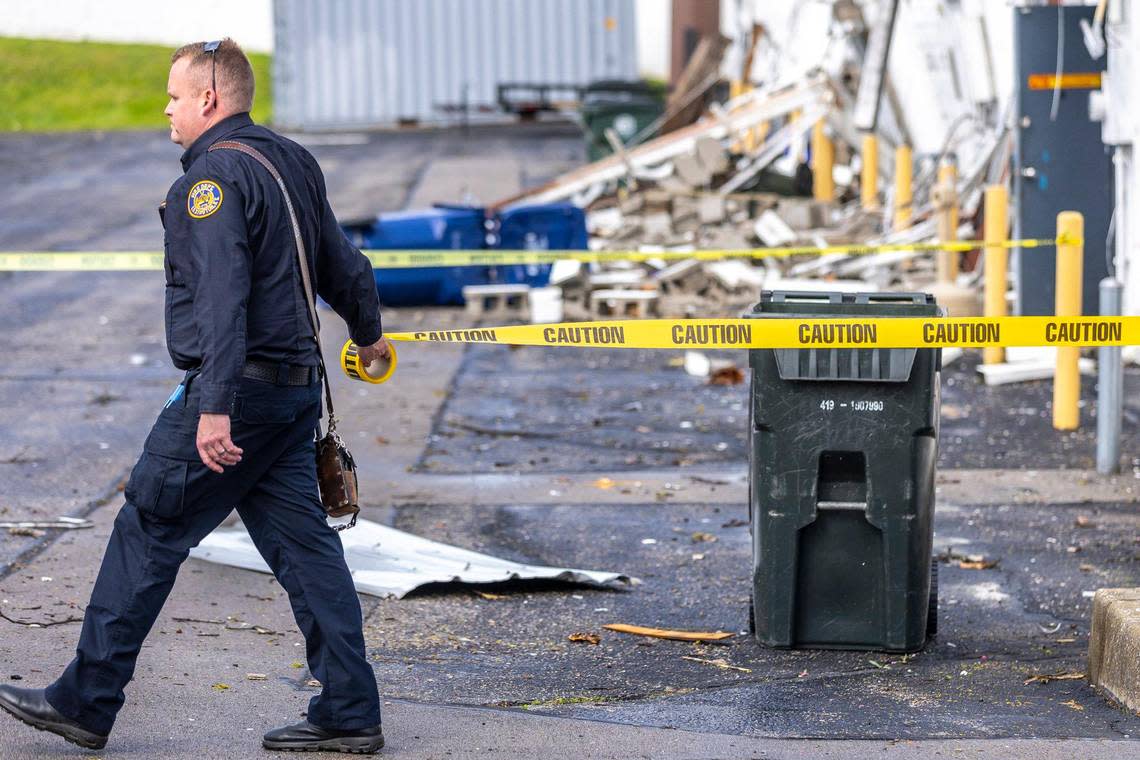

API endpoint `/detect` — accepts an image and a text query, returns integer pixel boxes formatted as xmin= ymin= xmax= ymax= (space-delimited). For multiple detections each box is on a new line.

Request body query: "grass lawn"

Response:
xmin=0 ymin=37 xmax=271 ymax=132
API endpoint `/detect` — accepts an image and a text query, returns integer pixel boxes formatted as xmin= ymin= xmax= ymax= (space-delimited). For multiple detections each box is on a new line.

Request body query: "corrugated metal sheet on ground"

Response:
xmin=273 ymin=0 xmax=637 ymax=130
xmin=190 ymin=518 xmax=634 ymax=598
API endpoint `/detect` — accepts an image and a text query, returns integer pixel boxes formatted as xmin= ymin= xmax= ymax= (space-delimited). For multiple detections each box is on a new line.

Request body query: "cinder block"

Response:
xmin=775 ymin=199 xmax=825 ymax=231
xmin=670 ymin=196 xmax=700 ymax=228
xmin=1089 ymin=588 xmax=1140 ymax=713
xmin=589 ymin=288 xmax=658 ymax=319
xmin=640 ymin=212 xmax=674 ymax=242
xmin=655 ymin=259 xmax=709 ymax=296
xmin=697 ymin=194 xmax=726 ymax=224
xmin=694 ymin=136 xmax=729 ymax=175
xmin=462 ymin=284 xmax=530 ymax=320
xmin=673 ymin=152 xmax=712 ymax=188
xmin=657 ymin=293 xmax=707 ymax=318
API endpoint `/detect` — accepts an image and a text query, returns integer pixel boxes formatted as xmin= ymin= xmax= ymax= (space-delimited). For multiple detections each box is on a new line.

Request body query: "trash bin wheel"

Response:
xmin=927 ymin=558 xmax=939 ymax=639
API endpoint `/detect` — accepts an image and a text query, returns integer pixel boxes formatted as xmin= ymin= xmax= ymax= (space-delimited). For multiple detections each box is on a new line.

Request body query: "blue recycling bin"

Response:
xmin=342 ymin=205 xmax=487 ymax=306
xmin=495 ymin=203 xmax=587 ymax=288
xmin=341 ymin=202 xmax=588 ymax=306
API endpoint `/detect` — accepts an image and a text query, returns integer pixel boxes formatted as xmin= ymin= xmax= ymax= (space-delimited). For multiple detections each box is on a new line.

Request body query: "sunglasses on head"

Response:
xmin=203 ymin=40 xmax=221 ymax=104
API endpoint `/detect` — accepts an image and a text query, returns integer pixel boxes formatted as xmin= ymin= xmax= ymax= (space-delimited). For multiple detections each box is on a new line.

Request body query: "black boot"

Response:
xmin=0 ymin=685 xmax=108 ymax=750
xmin=263 ymin=720 xmax=384 ymax=753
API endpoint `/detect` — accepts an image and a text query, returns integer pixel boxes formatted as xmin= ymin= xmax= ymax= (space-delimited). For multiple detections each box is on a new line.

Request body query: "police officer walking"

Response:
xmin=0 ymin=38 xmax=390 ymax=754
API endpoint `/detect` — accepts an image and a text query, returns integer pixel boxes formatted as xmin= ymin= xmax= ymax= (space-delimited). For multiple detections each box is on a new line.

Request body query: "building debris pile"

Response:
xmin=489 ymin=10 xmax=1011 ymax=324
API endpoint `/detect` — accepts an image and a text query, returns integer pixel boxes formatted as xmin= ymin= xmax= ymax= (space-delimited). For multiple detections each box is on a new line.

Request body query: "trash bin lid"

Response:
xmin=746 ymin=290 xmax=943 ymax=382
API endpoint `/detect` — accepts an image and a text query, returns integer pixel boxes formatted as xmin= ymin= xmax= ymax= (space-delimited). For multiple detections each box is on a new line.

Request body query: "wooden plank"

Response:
xmin=660 ymin=33 xmax=731 ymax=135
xmin=491 ymin=79 xmax=829 ymax=209
xmin=602 ymin=623 xmax=734 ymax=642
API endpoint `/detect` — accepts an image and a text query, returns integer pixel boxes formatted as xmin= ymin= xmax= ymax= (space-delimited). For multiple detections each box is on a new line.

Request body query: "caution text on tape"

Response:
xmin=386 ymin=316 xmax=1138 ymax=350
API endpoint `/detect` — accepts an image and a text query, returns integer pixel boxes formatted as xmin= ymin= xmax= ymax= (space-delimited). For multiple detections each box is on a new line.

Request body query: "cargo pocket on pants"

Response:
xmin=124 ymin=451 xmax=190 ymax=522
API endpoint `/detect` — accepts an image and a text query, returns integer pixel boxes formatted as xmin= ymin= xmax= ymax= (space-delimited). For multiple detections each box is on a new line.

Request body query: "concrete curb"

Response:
xmin=1089 ymin=588 xmax=1140 ymax=714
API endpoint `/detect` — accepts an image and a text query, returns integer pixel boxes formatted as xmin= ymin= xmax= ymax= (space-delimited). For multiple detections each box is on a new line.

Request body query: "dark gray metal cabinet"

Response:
xmin=1014 ymin=3 xmax=1113 ymax=316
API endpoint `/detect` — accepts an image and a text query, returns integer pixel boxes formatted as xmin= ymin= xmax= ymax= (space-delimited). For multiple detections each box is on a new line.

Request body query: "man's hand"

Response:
xmin=355 ymin=336 xmax=392 ymax=370
xmin=197 ymin=413 xmax=243 ymax=474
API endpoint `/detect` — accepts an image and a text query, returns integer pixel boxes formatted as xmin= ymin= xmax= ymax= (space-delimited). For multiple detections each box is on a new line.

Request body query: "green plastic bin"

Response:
xmin=746 ymin=290 xmax=943 ymax=652
xmin=580 ymin=80 xmax=664 ymax=162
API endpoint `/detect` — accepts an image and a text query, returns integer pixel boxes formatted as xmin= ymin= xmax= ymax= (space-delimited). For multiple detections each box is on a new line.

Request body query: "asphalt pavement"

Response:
xmin=0 ymin=127 xmax=1138 ymax=758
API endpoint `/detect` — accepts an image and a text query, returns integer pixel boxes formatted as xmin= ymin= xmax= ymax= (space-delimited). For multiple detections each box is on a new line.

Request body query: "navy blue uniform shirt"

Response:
xmin=160 ymin=113 xmax=382 ymax=414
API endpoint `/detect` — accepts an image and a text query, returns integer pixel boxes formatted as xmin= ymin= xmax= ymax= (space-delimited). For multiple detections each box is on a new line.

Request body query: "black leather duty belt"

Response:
xmin=242 ymin=360 xmax=319 ymax=386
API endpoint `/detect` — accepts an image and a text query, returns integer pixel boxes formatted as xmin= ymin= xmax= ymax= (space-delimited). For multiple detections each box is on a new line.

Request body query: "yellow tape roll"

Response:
xmin=340 ymin=340 xmax=397 ymax=384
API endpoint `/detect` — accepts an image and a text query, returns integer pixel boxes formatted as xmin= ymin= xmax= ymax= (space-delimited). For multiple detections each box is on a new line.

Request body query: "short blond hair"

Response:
xmin=171 ymin=38 xmax=255 ymax=113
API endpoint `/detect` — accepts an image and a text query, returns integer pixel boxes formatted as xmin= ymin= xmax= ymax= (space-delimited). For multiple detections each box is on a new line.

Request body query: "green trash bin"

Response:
xmin=580 ymin=80 xmax=664 ymax=163
xmin=746 ymin=291 xmax=943 ymax=652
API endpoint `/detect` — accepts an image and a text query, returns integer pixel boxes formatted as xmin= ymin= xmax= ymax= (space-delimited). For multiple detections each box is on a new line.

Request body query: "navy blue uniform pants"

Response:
xmin=44 ymin=370 xmax=381 ymax=735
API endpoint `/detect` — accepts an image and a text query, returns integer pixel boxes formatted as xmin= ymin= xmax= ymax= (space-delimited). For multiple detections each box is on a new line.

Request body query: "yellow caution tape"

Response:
xmin=386 ymin=316 xmax=1140 ymax=350
xmin=0 ymin=237 xmax=1068 ymax=271
xmin=0 ymin=251 xmax=166 ymax=271
xmin=359 ymin=237 xmax=1059 ymax=268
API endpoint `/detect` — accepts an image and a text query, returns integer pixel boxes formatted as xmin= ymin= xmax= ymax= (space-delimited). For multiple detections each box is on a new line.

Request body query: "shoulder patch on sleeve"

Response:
xmin=187 ymin=180 xmax=224 ymax=219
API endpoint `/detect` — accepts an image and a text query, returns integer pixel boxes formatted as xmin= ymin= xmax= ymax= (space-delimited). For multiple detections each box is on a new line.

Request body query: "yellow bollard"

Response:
xmin=894 ymin=144 xmax=912 ymax=230
xmin=729 ymin=81 xmax=747 ymax=153
xmin=811 ymin=120 xmax=835 ymax=201
xmin=982 ymin=185 xmax=1009 ymax=365
xmin=861 ymin=133 xmax=878 ymax=211
xmin=728 ymin=80 xmax=765 ymax=153
xmin=936 ymin=161 xmax=959 ymax=283
xmin=1053 ymin=211 xmax=1084 ymax=431
xmin=753 ymin=120 xmax=770 ymax=150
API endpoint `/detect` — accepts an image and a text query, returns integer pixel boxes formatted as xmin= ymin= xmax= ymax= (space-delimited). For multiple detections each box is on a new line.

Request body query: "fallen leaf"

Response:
xmin=374 ymin=436 xmax=390 ymax=445
xmin=472 ymin=590 xmax=506 ymax=601
xmin=938 ymin=549 xmax=998 ymax=569
xmin=1079 ymin=564 xmax=1095 ymax=573
xmin=691 ymin=531 xmax=718 ymax=544
xmin=709 ymin=366 xmax=745 ymax=386
xmin=224 ymin=621 xmax=277 ymax=635
xmin=211 ymin=683 xmax=230 ymax=691
xmin=667 ymin=356 xmax=685 ymax=367
xmin=1074 ymin=515 xmax=1096 ymax=529
xmin=721 ymin=518 xmax=748 ymax=528
xmin=290 ymin=662 xmax=304 ymax=669
xmin=940 ymin=404 xmax=966 ymax=420
xmin=1061 ymin=699 xmax=1085 ymax=711
xmin=8 ymin=527 xmax=45 ymax=538
xmin=868 ymin=660 xmax=890 ymax=670
xmin=603 ymin=623 xmax=733 ymax=642
xmin=593 ymin=477 xmax=616 ymax=490
xmin=681 ymin=655 xmax=751 ymax=673
xmin=1024 ymin=671 xmax=1085 ymax=686
xmin=568 ymin=632 xmax=601 ymax=645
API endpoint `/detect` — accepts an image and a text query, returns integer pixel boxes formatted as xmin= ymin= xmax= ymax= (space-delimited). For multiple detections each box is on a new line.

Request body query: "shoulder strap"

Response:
xmin=207 ymin=140 xmax=337 ymax=427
